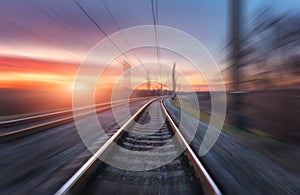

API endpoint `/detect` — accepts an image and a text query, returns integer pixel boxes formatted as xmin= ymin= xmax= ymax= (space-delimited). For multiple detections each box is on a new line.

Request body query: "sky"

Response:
xmin=0 ymin=0 xmax=227 ymax=62
xmin=0 ymin=0 xmax=299 ymax=93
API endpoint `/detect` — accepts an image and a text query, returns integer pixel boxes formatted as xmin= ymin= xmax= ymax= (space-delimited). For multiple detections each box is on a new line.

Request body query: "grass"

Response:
xmin=170 ymin=96 xmax=273 ymax=138
xmin=171 ymin=97 xmax=211 ymax=124
xmin=170 ymin=97 xmax=300 ymax=171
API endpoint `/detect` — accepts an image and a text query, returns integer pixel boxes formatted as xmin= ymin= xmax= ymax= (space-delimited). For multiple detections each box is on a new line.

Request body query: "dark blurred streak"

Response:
xmin=225 ymin=2 xmax=300 ymax=141
xmin=241 ymin=6 xmax=300 ymax=89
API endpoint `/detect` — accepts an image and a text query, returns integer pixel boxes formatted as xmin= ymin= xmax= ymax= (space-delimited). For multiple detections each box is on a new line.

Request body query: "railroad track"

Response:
xmin=56 ymin=98 xmax=221 ymax=195
xmin=0 ymin=97 xmax=151 ymax=143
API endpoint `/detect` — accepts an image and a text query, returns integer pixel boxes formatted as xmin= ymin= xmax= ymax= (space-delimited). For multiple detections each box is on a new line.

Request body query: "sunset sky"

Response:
xmin=0 ymin=0 xmax=299 ymax=93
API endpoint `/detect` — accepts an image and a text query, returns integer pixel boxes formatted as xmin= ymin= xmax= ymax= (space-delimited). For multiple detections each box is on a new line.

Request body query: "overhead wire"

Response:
xmin=30 ymin=2 xmax=92 ymax=50
xmin=73 ymin=0 xmax=141 ymax=78
xmin=151 ymin=0 xmax=163 ymax=89
xmin=102 ymin=0 xmax=148 ymax=78
xmin=4 ymin=19 xmax=78 ymax=59
xmin=151 ymin=0 xmax=160 ymax=63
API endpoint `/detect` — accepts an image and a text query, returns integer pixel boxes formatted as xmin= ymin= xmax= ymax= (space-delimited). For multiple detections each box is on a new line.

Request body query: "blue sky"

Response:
xmin=0 ymin=0 xmax=299 ymax=64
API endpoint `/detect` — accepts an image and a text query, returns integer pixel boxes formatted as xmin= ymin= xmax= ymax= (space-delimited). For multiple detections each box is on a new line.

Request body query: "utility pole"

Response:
xmin=146 ymin=69 xmax=151 ymax=95
xmin=230 ymin=0 xmax=241 ymax=92
xmin=230 ymin=0 xmax=243 ymax=129
xmin=122 ymin=60 xmax=131 ymax=90
xmin=172 ymin=62 xmax=176 ymax=100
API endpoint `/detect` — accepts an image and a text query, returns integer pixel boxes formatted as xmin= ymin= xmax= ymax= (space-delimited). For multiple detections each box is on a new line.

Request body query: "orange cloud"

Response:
xmin=0 ymin=55 xmax=78 ymax=90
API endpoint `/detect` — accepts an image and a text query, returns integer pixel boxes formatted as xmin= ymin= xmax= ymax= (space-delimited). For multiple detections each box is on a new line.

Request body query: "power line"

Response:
xmin=55 ymin=2 xmax=97 ymax=46
xmin=151 ymin=0 xmax=160 ymax=63
xmin=102 ymin=0 xmax=148 ymax=77
xmin=73 ymin=0 xmax=136 ymax=71
xmin=31 ymin=2 xmax=92 ymax=50
xmin=155 ymin=0 xmax=160 ymax=61
xmin=4 ymin=19 xmax=78 ymax=58
xmin=151 ymin=0 xmax=163 ymax=91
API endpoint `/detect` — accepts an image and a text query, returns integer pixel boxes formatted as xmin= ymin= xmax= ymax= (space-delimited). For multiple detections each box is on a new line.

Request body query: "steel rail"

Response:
xmin=160 ymin=98 xmax=222 ymax=195
xmin=55 ymin=98 xmax=156 ymax=195
xmin=0 ymin=97 xmax=149 ymax=128
xmin=0 ymin=97 xmax=152 ymax=143
xmin=0 ymin=105 xmax=107 ymax=143
xmin=56 ymin=97 xmax=221 ymax=195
